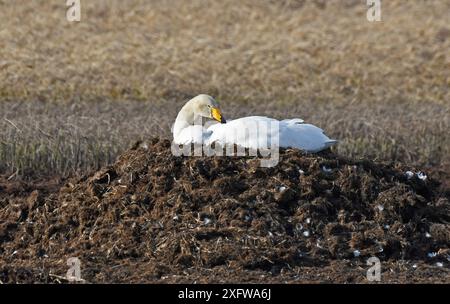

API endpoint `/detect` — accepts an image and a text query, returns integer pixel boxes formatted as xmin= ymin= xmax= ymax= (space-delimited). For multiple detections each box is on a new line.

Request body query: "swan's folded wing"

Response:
xmin=206 ymin=116 xmax=337 ymax=152
xmin=206 ymin=116 xmax=278 ymax=149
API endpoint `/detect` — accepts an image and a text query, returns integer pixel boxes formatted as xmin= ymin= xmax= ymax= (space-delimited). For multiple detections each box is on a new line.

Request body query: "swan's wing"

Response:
xmin=206 ymin=116 xmax=337 ymax=153
xmin=207 ymin=116 xmax=279 ymax=149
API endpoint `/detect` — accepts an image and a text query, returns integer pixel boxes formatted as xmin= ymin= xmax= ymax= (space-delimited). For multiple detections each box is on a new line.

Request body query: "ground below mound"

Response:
xmin=0 ymin=138 xmax=449 ymax=283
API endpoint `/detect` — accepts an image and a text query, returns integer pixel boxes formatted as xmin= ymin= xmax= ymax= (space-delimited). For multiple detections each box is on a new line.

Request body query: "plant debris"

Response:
xmin=0 ymin=138 xmax=449 ymax=283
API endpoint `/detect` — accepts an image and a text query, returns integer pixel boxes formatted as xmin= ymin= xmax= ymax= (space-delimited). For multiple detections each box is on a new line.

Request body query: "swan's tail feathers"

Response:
xmin=324 ymin=139 xmax=338 ymax=148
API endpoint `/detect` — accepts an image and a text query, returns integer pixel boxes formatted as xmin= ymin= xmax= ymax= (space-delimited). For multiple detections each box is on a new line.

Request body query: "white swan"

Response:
xmin=172 ymin=94 xmax=337 ymax=152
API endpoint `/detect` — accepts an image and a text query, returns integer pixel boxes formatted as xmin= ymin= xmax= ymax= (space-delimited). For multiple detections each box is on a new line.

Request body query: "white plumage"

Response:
xmin=173 ymin=95 xmax=337 ymax=153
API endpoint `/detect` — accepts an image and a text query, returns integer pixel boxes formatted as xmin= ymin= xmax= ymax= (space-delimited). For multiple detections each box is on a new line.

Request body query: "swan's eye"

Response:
xmin=207 ymin=105 xmax=212 ymax=109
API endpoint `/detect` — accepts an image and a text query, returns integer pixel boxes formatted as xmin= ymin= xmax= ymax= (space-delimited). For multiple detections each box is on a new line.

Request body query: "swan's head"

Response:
xmin=187 ymin=94 xmax=226 ymax=124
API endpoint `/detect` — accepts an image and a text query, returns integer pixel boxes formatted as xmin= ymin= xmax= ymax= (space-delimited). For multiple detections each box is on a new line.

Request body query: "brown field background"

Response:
xmin=0 ymin=0 xmax=449 ymax=178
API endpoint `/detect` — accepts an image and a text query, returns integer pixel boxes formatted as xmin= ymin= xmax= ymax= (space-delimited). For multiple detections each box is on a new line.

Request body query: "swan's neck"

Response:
xmin=173 ymin=105 xmax=195 ymax=138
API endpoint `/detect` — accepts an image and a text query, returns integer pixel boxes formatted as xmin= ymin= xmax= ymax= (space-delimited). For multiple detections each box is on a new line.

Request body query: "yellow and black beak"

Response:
xmin=211 ymin=107 xmax=226 ymax=124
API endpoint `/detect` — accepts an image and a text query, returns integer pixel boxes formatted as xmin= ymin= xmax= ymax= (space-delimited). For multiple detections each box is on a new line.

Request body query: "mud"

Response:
xmin=0 ymin=138 xmax=449 ymax=283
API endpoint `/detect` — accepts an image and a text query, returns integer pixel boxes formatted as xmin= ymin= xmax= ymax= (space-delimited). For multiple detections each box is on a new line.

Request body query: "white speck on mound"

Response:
xmin=203 ymin=217 xmax=212 ymax=225
xmin=377 ymin=204 xmax=384 ymax=211
xmin=353 ymin=250 xmax=361 ymax=257
xmin=425 ymin=232 xmax=431 ymax=238
xmin=279 ymin=186 xmax=286 ymax=192
xmin=436 ymin=262 xmax=443 ymax=267
xmin=321 ymin=166 xmax=332 ymax=173
xmin=417 ymin=172 xmax=427 ymax=181
xmin=405 ymin=171 xmax=414 ymax=179
xmin=306 ymin=218 xmax=311 ymax=224
xmin=303 ymin=230 xmax=310 ymax=237
xmin=427 ymin=252 xmax=437 ymax=258
xmin=412 ymin=264 xmax=417 ymax=269
xmin=299 ymin=169 xmax=305 ymax=175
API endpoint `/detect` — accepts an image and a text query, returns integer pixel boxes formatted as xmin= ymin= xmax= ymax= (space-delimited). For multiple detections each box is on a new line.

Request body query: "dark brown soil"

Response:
xmin=0 ymin=138 xmax=449 ymax=283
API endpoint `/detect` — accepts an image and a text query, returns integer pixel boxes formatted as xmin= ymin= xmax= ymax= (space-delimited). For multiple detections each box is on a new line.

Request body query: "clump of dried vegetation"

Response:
xmin=1 ymin=139 xmax=449 ymax=283
xmin=0 ymin=0 xmax=449 ymax=177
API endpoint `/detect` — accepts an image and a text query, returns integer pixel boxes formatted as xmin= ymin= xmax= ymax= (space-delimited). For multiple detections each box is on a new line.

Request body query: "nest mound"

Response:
xmin=1 ymin=138 xmax=449 ymax=283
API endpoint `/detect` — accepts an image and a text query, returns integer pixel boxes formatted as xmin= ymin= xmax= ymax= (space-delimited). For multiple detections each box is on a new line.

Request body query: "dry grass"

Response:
xmin=0 ymin=0 xmax=449 ymax=177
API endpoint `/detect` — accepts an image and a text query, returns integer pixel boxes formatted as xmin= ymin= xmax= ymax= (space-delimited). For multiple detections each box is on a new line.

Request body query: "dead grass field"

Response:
xmin=0 ymin=0 xmax=449 ymax=177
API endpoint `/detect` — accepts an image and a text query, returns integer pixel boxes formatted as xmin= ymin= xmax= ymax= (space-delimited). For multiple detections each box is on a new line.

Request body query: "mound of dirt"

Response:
xmin=0 ymin=138 xmax=449 ymax=283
